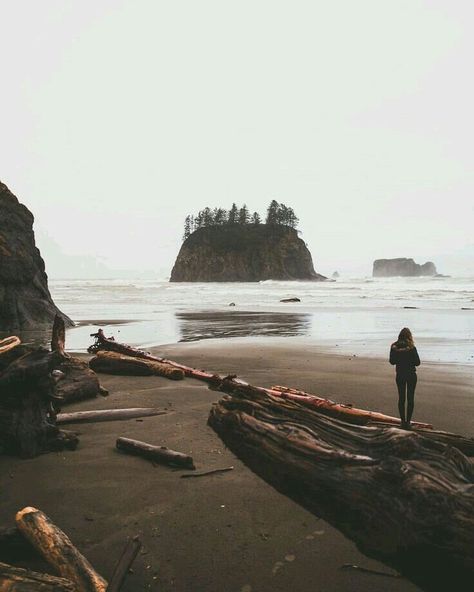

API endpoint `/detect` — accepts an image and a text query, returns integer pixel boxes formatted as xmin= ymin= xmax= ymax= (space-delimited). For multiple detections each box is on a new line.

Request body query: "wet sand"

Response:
xmin=1 ymin=340 xmax=472 ymax=591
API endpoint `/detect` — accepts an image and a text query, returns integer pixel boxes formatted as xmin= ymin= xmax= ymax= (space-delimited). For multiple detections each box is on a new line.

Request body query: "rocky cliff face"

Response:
xmin=0 ymin=181 xmax=72 ymax=331
xmin=373 ymin=258 xmax=437 ymax=277
xmin=170 ymin=225 xmax=326 ymax=282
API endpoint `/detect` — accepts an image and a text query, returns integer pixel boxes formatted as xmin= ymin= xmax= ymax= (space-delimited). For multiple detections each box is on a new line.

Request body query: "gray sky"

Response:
xmin=1 ymin=0 xmax=473 ymax=278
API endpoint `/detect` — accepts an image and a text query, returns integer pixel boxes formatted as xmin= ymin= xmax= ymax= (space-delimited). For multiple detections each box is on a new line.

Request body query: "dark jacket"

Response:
xmin=389 ymin=341 xmax=420 ymax=375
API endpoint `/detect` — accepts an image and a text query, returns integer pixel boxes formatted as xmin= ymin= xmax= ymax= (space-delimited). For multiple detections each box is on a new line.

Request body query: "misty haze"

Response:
xmin=1 ymin=3 xmax=473 ymax=592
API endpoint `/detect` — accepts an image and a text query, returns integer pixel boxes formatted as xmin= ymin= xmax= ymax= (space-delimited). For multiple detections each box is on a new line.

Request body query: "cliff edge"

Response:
xmin=0 ymin=181 xmax=72 ymax=331
xmin=170 ymin=224 xmax=326 ymax=282
xmin=373 ymin=258 xmax=437 ymax=277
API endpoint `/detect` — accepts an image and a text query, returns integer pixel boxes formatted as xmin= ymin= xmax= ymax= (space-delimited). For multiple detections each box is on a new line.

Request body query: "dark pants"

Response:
xmin=396 ymin=373 xmax=417 ymax=423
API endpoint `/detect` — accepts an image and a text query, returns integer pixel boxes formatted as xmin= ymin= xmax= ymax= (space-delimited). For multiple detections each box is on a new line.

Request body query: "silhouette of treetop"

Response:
xmin=182 ymin=200 xmax=298 ymax=240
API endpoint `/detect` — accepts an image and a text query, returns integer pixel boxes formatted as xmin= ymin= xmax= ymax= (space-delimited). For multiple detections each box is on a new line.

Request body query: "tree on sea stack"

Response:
xmin=238 ymin=204 xmax=250 ymax=224
xmin=251 ymin=211 xmax=261 ymax=224
xmin=183 ymin=215 xmax=192 ymax=240
xmin=228 ymin=202 xmax=238 ymax=224
xmin=265 ymin=199 xmax=280 ymax=224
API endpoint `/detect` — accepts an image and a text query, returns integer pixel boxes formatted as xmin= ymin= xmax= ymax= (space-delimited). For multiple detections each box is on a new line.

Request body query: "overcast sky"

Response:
xmin=1 ymin=0 xmax=473 ymax=278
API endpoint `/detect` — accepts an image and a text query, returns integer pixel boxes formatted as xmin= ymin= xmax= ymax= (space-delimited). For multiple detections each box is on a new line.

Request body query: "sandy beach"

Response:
xmin=1 ymin=339 xmax=472 ymax=591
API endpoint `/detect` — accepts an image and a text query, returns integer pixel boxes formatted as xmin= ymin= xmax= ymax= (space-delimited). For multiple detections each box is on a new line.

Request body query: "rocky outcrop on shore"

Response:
xmin=170 ymin=224 xmax=326 ymax=282
xmin=373 ymin=258 xmax=437 ymax=277
xmin=0 ymin=181 xmax=72 ymax=331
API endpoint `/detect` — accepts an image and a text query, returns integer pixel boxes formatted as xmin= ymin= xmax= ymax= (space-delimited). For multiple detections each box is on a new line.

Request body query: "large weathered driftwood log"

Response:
xmin=0 ymin=561 xmax=75 ymax=591
xmin=15 ymin=507 xmax=107 ymax=592
xmin=56 ymin=408 xmax=166 ymax=425
xmin=209 ymin=379 xmax=474 ymax=592
xmin=89 ymin=350 xmax=184 ymax=380
xmin=116 ymin=437 xmax=195 ymax=469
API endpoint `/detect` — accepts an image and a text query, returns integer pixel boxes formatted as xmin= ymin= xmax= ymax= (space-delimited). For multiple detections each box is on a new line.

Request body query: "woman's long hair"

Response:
xmin=397 ymin=327 xmax=415 ymax=348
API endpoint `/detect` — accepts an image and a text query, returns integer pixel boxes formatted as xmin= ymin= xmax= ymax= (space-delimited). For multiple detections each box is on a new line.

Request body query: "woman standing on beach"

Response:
xmin=389 ymin=328 xmax=420 ymax=429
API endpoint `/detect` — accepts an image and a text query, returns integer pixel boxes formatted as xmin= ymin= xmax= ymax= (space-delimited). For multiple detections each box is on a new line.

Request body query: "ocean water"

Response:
xmin=45 ymin=276 xmax=474 ymax=366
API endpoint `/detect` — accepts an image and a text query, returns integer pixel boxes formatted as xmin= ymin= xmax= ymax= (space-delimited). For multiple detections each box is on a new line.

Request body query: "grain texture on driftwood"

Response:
xmin=208 ymin=379 xmax=474 ymax=592
xmin=116 ymin=437 xmax=195 ymax=469
xmin=0 ymin=561 xmax=75 ymax=591
xmin=89 ymin=350 xmax=184 ymax=380
xmin=15 ymin=507 xmax=107 ymax=592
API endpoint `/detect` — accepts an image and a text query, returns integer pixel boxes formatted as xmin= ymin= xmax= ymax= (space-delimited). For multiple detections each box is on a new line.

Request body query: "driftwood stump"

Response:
xmin=208 ymin=378 xmax=474 ymax=592
xmin=0 ymin=346 xmax=78 ymax=458
xmin=0 ymin=316 xmax=105 ymax=457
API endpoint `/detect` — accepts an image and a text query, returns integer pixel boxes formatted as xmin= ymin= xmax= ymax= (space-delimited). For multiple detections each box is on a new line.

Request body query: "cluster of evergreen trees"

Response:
xmin=182 ymin=200 xmax=298 ymax=240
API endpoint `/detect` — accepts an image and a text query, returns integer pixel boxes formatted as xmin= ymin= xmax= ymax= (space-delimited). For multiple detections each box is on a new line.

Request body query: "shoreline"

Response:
xmin=1 ymin=340 xmax=472 ymax=591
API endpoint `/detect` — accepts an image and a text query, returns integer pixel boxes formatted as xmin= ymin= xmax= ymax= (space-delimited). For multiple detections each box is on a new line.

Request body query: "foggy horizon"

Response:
xmin=2 ymin=1 xmax=473 ymax=279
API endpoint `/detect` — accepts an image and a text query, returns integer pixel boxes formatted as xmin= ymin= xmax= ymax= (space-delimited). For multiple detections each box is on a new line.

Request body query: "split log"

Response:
xmin=0 ymin=561 xmax=75 ymax=591
xmin=209 ymin=379 xmax=474 ymax=592
xmin=269 ymin=385 xmax=432 ymax=429
xmin=88 ymin=330 xmax=219 ymax=383
xmin=15 ymin=507 xmax=107 ymax=592
xmin=106 ymin=536 xmax=141 ymax=592
xmin=89 ymin=351 xmax=184 ymax=380
xmin=116 ymin=437 xmax=195 ymax=469
xmin=56 ymin=408 xmax=166 ymax=425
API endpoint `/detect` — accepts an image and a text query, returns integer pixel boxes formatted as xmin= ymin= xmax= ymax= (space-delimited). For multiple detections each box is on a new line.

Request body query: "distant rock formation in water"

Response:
xmin=170 ymin=224 xmax=326 ymax=282
xmin=332 ymin=271 xmax=340 ymax=278
xmin=0 ymin=181 xmax=72 ymax=331
xmin=373 ymin=258 xmax=437 ymax=278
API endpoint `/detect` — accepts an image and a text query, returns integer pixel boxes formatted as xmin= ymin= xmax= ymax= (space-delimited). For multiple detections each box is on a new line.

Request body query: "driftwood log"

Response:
xmin=15 ymin=507 xmax=107 ymax=592
xmin=89 ymin=350 xmax=184 ymax=380
xmin=208 ymin=378 xmax=474 ymax=592
xmin=56 ymin=408 xmax=166 ymax=425
xmin=116 ymin=437 xmax=195 ymax=469
xmin=88 ymin=330 xmax=219 ymax=383
xmin=269 ymin=384 xmax=432 ymax=428
xmin=0 ymin=561 xmax=75 ymax=591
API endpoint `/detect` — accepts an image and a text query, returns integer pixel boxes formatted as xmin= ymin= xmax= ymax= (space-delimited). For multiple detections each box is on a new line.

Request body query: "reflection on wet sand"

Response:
xmin=176 ymin=311 xmax=311 ymax=342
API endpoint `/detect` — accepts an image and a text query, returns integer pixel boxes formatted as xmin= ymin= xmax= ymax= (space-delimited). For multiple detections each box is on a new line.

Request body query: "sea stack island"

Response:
xmin=170 ymin=200 xmax=326 ymax=282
